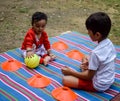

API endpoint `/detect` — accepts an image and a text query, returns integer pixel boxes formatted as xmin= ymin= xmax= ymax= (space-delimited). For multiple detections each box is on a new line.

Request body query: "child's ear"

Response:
xmin=95 ymin=32 xmax=101 ymax=40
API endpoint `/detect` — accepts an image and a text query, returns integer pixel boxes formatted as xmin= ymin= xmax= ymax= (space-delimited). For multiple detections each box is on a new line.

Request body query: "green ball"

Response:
xmin=24 ymin=54 xmax=39 ymax=68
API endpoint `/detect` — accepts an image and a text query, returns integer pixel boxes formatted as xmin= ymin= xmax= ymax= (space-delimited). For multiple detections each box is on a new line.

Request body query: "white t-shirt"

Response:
xmin=89 ymin=38 xmax=116 ymax=91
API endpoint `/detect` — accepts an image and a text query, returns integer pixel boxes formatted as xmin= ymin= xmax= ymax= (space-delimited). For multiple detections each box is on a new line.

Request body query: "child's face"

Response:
xmin=87 ymin=30 xmax=96 ymax=41
xmin=87 ymin=29 xmax=101 ymax=42
xmin=32 ymin=19 xmax=47 ymax=35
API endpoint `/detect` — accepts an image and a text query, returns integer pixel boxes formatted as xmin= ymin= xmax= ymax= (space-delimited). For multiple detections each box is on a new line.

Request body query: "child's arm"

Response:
xmin=23 ymin=31 xmax=34 ymax=57
xmin=26 ymin=48 xmax=34 ymax=58
xmin=61 ymin=66 xmax=96 ymax=80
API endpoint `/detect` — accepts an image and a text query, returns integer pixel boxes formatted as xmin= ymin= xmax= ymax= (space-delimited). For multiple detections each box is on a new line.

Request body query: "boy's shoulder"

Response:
xmin=94 ymin=38 xmax=113 ymax=52
xmin=92 ymin=38 xmax=116 ymax=61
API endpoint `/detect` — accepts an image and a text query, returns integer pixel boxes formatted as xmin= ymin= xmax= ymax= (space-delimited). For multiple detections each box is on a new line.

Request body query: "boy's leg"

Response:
xmin=62 ymin=75 xmax=97 ymax=92
xmin=78 ymin=79 xmax=97 ymax=92
xmin=62 ymin=76 xmax=79 ymax=88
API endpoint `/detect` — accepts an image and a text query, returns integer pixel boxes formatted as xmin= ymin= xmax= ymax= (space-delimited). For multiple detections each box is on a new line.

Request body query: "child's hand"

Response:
xmin=82 ymin=55 xmax=89 ymax=64
xmin=80 ymin=55 xmax=89 ymax=71
xmin=80 ymin=63 xmax=88 ymax=71
xmin=26 ymin=51 xmax=34 ymax=58
xmin=61 ymin=66 xmax=73 ymax=75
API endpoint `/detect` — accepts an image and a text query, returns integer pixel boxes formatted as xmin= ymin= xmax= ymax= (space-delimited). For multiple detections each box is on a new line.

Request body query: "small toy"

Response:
xmin=52 ymin=86 xmax=77 ymax=101
xmin=1 ymin=59 xmax=22 ymax=72
xmin=24 ymin=54 xmax=39 ymax=68
xmin=66 ymin=50 xmax=84 ymax=61
xmin=52 ymin=41 xmax=68 ymax=51
xmin=27 ymin=74 xmax=51 ymax=88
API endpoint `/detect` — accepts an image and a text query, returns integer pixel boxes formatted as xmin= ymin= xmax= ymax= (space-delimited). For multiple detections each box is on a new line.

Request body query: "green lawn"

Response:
xmin=0 ymin=0 xmax=120 ymax=53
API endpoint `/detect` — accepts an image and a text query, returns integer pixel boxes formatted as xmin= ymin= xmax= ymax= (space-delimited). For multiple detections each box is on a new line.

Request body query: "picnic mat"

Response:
xmin=0 ymin=31 xmax=120 ymax=101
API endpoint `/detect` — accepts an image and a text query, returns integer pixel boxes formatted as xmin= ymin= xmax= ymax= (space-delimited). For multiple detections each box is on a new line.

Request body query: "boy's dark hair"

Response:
xmin=32 ymin=12 xmax=47 ymax=25
xmin=85 ymin=12 xmax=111 ymax=39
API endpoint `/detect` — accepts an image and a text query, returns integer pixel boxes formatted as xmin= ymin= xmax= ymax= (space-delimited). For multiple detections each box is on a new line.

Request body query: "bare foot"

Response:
xmin=43 ymin=56 xmax=51 ymax=65
xmin=49 ymin=54 xmax=56 ymax=61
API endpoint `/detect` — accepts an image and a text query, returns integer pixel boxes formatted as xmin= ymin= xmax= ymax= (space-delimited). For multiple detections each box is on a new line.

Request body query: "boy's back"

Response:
xmin=89 ymin=38 xmax=116 ymax=91
xmin=61 ymin=12 xmax=116 ymax=92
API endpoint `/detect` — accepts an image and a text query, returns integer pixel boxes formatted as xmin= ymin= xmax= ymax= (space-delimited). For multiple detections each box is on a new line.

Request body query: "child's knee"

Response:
xmin=62 ymin=76 xmax=68 ymax=85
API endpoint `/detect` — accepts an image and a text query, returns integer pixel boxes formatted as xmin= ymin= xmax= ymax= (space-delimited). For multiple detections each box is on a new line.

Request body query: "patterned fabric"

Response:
xmin=0 ymin=31 xmax=120 ymax=101
xmin=21 ymin=44 xmax=47 ymax=57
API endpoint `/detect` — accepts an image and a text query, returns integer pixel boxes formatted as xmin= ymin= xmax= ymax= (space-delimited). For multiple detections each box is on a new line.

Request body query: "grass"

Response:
xmin=0 ymin=0 xmax=120 ymax=53
xmin=82 ymin=0 xmax=120 ymax=44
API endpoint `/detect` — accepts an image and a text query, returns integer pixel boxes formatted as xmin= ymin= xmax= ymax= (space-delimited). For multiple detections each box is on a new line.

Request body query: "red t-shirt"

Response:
xmin=21 ymin=28 xmax=50 ymax=50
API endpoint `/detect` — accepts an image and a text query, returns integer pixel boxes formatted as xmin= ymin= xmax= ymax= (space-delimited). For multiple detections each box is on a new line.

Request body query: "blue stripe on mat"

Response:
xmin=0 ymin=31 xmax=120 ymax=101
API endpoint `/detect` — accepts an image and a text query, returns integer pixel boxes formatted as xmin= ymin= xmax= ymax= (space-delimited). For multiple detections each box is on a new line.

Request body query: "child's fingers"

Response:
xmin=27 ymin=54 xmax=34 ymax=58
xmin=82 ymin=58 xmax=88 ymax=63
xmin=26 ymin=51 xmax=34 ymax=58
xmin=61 ymin=66 xmax=67 ymax=69
xmin=80 ymin=64 xmax=88 ymax=70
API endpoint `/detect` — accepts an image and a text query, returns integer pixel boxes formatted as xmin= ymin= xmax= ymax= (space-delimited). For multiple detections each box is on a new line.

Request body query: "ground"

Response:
xmin=0 ymin=0 xmax=120 ymax=53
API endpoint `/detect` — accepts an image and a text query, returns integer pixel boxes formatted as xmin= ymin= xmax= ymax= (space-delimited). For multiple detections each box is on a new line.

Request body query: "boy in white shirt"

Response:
xmin=61 ymin=12 xmax=116 ymax=92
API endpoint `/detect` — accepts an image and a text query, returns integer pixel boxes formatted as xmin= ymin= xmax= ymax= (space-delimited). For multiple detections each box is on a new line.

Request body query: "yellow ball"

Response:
xmin=24 ymin=54 xmax=40 ymax=68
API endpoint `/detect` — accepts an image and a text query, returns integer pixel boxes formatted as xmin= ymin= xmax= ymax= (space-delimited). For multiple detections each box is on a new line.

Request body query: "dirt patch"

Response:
xmin=0 ymin=0 xmax=120 ymax=53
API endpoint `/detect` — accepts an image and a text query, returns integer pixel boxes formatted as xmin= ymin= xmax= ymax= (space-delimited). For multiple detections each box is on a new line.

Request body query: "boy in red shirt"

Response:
xmin=21 ymin=12 xmax=55 ymax=65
